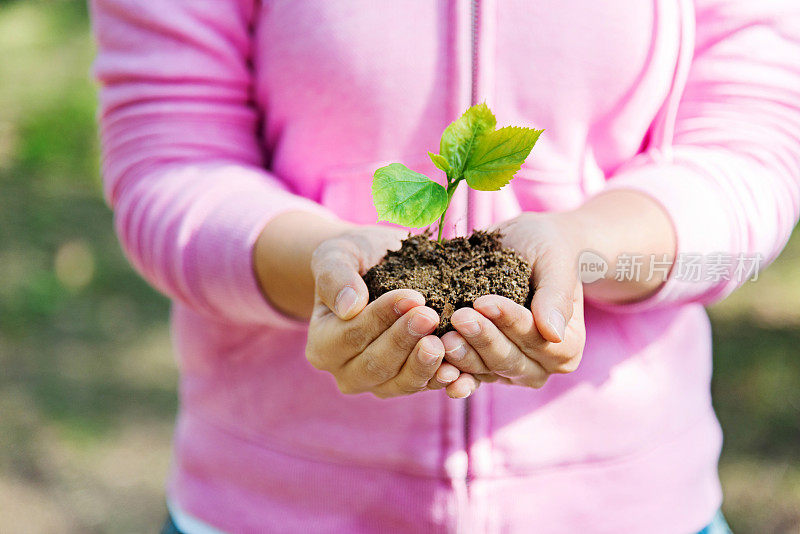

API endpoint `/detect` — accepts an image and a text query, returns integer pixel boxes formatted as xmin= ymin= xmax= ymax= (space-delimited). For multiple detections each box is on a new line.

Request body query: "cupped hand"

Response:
xmin=306 ymin=226 xmax=479 ymax=398
xmin=442 ymin=212 xmax=587 ymax=389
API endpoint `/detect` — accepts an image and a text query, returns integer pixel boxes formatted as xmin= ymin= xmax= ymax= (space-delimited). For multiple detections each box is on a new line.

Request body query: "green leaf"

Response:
xmin=372 ymin=163 xmax=448 ymax=228
xmin=463 ymin=126 xmax=543 ymax=191
xmin=439 ymin=102 xmax=496 ymax=176
xmin=428 ymin=152 xmax=450 ymax=174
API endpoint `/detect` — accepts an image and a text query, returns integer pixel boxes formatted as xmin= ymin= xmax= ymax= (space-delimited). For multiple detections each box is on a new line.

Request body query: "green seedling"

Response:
xmin=372 ymin=103 xmax=543 ymax=241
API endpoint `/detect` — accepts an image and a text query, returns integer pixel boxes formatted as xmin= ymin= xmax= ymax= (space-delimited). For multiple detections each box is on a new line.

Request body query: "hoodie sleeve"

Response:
xmin=600 ymin=0 xmax=800 ymax=311
xmin=90 ymin=0 xmax=335 ymax=326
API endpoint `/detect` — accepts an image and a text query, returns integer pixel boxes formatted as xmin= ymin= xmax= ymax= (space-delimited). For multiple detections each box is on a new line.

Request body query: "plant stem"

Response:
xmin=437 ymin=211 xmax=446 ymax=242
xmin=437 ymin=177 xmax=461 ymax=243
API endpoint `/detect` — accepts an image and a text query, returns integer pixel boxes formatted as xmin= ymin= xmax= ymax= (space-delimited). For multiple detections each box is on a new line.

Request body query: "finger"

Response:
xmin=306 ymin=289 xmax=425 ymax=372
xmin=441 ymin=330 xmax=491 ymax=374
xmin=530 ymin=249 xmax=577 ymax=343
xmin=311 ymin=243 xmax=369 ymax=320
xmin=476 ymin=293 xmax=584 ymax=375
xmin=336 ymin=289 xmax=426 ymax=354
xmin=474 ymin=373 xmax=512 ymax=384
xmin=427 ymin=362 xmax=461 ymax=390
xmin=473 ymin=295 xmax=546 ymax=355
xmin=343 ymin=306 xmax=439 ymax=390
xmin=445 ymin=373 xmax=481 ymax=399
xmin=535 ymin=280 xmax=586 ymax=374
xmin=450 ymin=307 xmax=548 ymax=388
xmin=383 ymin=336 xmax=445 ymax=396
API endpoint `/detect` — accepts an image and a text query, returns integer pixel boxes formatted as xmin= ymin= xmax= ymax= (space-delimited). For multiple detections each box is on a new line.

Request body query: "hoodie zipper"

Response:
xmin=469 ymin=0 xmax=481 ymax=107
xmin=463 ymin=0 xmax=480 ymax=489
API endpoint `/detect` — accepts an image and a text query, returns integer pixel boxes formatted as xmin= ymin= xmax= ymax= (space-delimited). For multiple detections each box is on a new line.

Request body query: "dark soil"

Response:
xmin=363 ymin=231 xmax=532 ymax=335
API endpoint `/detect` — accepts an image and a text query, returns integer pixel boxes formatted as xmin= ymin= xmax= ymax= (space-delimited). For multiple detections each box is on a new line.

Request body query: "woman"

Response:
xmin=90 ymin=1 xmax=800 ymax=532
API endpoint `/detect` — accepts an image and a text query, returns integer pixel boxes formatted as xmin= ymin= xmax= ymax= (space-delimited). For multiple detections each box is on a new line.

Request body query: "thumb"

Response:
xmin=311 ymin=244 xmax=370 ymax=320
xmin=530 ymin=251 xmax=577 ymax=343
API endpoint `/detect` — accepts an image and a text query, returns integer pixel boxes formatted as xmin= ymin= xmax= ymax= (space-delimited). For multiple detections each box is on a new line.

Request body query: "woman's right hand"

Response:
xmin=306 ymin=226 xmax=476 ymax=398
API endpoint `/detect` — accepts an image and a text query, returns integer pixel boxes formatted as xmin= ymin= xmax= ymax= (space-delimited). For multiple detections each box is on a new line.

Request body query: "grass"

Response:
xmin=0 ymin=2 xmax=174 ymax=532
xmin=0 ymin=1 xmax=797 ymax=532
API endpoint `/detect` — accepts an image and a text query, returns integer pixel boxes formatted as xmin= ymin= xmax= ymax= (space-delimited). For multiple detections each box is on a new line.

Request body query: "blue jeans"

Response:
xmin=698 ymin=510 xmax=734 ymax=534
xmin=161 ymin=515 xmax=181 ymax=534
xmin=161 ymin=510 xmax=733 ymax=533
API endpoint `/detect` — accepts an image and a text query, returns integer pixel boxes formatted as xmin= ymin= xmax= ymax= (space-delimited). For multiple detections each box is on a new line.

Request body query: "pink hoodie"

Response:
xmin=90 ymin=1 xmax=800 ymax=532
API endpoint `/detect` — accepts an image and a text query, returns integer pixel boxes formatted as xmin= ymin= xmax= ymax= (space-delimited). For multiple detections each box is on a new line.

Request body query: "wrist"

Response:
xmin=566 ymin=189 xmax=677 ymax=304
xmin=254 ymin=211 xmax=354 ymax=320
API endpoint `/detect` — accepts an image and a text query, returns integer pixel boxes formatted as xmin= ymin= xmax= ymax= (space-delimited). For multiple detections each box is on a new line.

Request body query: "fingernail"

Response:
xmin=451 ymin=388 xmax=471 ymax=399
xmin=453 ymin=318 xmax=481 ymax=337
xmin=445 ymin=343 xmax=467 ymax=361
xmin=394 ymin=298 xmax=421 ymax=316
xmin=334 ymin=286 xmax=358 ymax=317
xmin=449 ymin=386 xmax=470 ymax=399
xmin=481 ymin=303 xmax=501 ymax=319
xmin=437 ymin=366 xmax=460 ymax=384
xmin=418 ymin=341 xmax=440 ymax=364
xmin=408 ymin=312 xmax=436 ymax=336
xmin=548 ymin=310 xmax=566 ymax=342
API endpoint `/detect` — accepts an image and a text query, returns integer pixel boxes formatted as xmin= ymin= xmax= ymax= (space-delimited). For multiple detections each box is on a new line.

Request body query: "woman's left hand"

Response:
xmin=441 ymin=212 xmax=587 ymax=390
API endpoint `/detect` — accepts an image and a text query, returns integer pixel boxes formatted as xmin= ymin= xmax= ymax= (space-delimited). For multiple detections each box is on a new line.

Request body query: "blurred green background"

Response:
xmin=0 ymin=1 xmax=797 ymax=532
